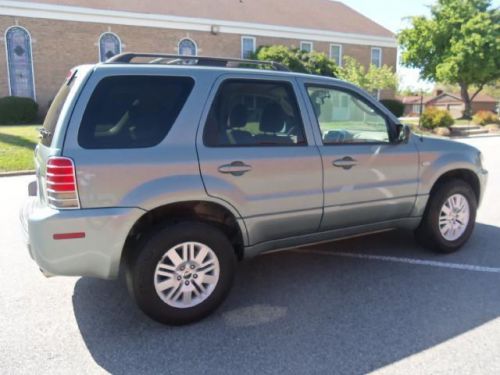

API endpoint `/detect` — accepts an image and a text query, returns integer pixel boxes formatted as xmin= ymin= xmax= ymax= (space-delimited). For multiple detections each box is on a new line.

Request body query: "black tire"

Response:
xmin=125 ymin=221 xmax=236 ymax=325
xmin=415 ymin=179 xmax=477 ymax=253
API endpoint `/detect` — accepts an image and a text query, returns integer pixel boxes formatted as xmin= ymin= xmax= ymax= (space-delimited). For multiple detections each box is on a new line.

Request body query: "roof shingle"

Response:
xmin=16 ymin=0 xmax=395 ymax=38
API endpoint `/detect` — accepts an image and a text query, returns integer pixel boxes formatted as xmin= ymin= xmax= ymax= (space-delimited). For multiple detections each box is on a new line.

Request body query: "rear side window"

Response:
xmin=40 ymin=71 xmax=77 ymax=146
xmin=203 ymin=79 xmax=306 ymax=147
xmin=78 ymin=76 xmax=194 ymax=149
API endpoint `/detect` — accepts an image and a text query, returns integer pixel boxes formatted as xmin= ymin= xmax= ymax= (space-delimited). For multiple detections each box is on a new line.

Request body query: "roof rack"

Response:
xmin=105 ymin=53 xmax=290 ymax=72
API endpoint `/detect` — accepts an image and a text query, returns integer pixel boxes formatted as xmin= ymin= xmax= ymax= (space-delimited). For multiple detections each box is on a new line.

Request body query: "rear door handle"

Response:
xmin=218 ymin=161 xmax=252 ymax=176
xmin=332 ymin=156 xmax=357 ymax=170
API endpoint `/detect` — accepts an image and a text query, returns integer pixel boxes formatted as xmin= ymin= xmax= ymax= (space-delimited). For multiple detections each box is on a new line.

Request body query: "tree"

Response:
xmin=399 ymin=0 xmax=500 ymax=118
xmin=254 ymin=45 xmax=339 ymax=77
xmin=336 ymin=56 xmax=397 ymax=93
xmin=254 ymin=45 xmax=397 ymax=94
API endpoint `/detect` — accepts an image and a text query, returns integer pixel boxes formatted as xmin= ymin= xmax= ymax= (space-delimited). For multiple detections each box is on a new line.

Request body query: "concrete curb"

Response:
xmin=0 ymin=170 xmax=35 ymax=177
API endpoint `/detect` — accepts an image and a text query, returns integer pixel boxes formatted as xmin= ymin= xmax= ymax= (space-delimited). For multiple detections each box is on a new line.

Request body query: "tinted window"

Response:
xmin=40 ymin=71 xmax=77 ymax=146
xmin=307 ymin=86 xmax=389 ymax=144
xmin=78 ymin=76 xmax=194 ymax=149
xmin=204 ymin=80 xmax=306 ymax=147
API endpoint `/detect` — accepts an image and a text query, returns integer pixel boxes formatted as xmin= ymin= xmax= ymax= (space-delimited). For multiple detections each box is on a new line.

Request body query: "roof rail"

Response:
xmin=105 ymin=53 xmax=290 ymax=72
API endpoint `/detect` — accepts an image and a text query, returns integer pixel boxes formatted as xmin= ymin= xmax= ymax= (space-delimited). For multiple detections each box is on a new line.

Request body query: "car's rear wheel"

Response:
xmin=415 ymin=179 xmax=477 ymax=253
xmin=126 ymin=221 xmax=236 ymax=325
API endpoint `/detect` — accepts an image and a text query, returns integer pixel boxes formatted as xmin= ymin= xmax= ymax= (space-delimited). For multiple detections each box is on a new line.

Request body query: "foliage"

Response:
xmin=472 ymin=110 xmax=499 ymax=125
xmin=0 ymin=96 xmax=39 ymax=125
xmin=380 ymin=99 xmax=405 ymax=117
xmin=421 ymin=107 xmax=454 ymax=129
xmin=254 ymin=46 xmax=397 ymax=93
xmin=296 ymin=49 xmax=338 ymax=77
xmin=399 ymin=0 xmax=500 ymax=118
xmin=336 ymin=56 xmax=397 ymax=92
xmin=254 ymin=45 xmax=339 ymax=77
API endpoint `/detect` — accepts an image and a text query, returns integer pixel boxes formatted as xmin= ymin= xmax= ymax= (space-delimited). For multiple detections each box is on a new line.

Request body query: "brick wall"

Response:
xmin=0 ymin=16 xmax=398 ymax=112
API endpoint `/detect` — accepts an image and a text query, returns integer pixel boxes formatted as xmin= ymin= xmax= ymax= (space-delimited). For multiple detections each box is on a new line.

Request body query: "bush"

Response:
xmin=254 ymin=45 xmax=338 ymax=77
xmin=472 ymin=110 xmax=499 ymax=126
xmin=380 ymin=99 xmax=405 ymax=117
xmin=421 ymin=107 xmax=454 ymax=129
xmin=0 ymin=96 xmax=38 ymax=125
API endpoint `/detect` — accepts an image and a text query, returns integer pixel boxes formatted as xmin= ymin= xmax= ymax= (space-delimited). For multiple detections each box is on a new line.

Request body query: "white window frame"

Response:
xmin=300 ymin=41 xmax=313 ymax=52
xmin=329 ymin=44 xmax=342 ymax=66
xmin=98 ymin=31 xmax=122 ymax=62
xmin=241 ymin=36 xmax=256 ymax=59
xmin=4 ymin=25 xmax=36 ymax=100
xmin=177 ymin=37 xmax=198 ymax=56
xmin=371 ymin=47 xmax=382 ymax=67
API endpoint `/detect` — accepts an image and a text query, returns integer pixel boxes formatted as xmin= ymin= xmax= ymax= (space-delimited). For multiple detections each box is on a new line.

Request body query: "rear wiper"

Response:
xmin=38 ymin=128 xmax=51 ymax=139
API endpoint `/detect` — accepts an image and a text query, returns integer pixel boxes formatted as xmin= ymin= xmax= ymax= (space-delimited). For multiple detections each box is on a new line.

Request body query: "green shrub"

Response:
xmin=254 ymin=45 xmax=339 ymax=77
xmin=0 ymin=96 xmax=38 ymax=125
xmin=380 ymin=99 xmax=405 ymax=117
xmin=421 ymin=107 xmax=454 ymax=129
xmin=472 ymin=110 xmax=499 ymax=126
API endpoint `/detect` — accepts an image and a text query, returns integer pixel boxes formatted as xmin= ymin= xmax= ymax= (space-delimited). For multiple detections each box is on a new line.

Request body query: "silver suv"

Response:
xmin=21 ymin=53 xmax=488 ymax=325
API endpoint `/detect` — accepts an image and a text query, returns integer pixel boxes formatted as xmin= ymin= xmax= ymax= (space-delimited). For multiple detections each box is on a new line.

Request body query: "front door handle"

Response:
xmin=332 ymin=156 xmax=357 ymax=170
xmin=218 ymin=161 xmax=252 ymax=176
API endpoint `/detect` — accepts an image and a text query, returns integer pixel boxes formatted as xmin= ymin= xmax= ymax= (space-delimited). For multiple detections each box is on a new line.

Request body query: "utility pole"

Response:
xmin=418 ymin=90 xmax=424 ymax=129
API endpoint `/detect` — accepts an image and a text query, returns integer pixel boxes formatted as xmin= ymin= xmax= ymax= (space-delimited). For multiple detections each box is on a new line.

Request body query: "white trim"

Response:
xmin=371 ymin=47 xmax=382 ymax=67
xmin=177 ymin=37 xmax=198 ymax=56
xmin=0 ymin=1 xmax=397 ymax=48
xmin=300 ymin=41 xmax=313 ymax=52
xmin=4 ymin=25 xmax=36 ymax=100
xmin=241 ymin=36 xmax=256 ymax=59
xmin=329 ymin=43 xmax=342 ymax=67
xmin=98 ymin=31 xmax=122 ymax=62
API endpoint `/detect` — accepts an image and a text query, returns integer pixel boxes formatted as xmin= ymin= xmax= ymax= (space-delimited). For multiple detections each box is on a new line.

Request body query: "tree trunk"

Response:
xmin=460 ymin=83 xmax=472 ymax=119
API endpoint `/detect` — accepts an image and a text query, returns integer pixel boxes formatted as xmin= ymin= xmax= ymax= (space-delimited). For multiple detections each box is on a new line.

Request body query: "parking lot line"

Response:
xmin=293 ymin=250 xmax=500 ymax=274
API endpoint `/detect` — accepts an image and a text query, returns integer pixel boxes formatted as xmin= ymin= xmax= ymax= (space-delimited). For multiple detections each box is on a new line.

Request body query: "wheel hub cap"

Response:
xmin=154 ymin=241 xmax=220 ymax=309
xmin=439 ymin=194 xmax=470 ymax=241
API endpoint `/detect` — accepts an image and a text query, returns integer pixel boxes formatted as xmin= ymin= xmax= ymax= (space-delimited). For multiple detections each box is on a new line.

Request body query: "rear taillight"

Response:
xmin=46 ymin=157 xmax=80 ymax=209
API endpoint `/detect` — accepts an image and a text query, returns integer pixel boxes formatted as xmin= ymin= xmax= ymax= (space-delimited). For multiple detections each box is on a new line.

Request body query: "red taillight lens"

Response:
xmin=46 ymin=157 xmax=80 ymax=209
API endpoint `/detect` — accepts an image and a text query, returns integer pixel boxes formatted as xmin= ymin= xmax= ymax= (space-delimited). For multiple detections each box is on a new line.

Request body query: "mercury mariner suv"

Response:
xmin=20 ymin=53 xmax=488 ymax=325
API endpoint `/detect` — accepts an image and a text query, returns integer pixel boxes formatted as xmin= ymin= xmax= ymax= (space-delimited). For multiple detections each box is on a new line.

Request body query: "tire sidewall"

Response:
xmin=426 ymin=181 xmax=477 ymax=252
xmin=128 ymin=221 xmax=236 ymax=325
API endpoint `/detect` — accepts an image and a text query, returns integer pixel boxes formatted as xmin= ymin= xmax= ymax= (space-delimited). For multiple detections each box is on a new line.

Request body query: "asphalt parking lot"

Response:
xmin=1 ymin=136 xmax=499 ymax=374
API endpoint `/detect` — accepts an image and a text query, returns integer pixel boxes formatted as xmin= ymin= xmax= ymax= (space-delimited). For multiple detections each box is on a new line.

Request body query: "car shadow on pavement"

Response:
xmin=72 ymin=223 xmax=500 ymax=374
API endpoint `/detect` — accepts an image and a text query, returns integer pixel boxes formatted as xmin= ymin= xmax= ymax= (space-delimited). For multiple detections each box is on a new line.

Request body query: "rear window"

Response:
xmin=40 ymin=71 xmax=77 ymax=146
xmin=78 ymin=76 xmax=194 ymax=149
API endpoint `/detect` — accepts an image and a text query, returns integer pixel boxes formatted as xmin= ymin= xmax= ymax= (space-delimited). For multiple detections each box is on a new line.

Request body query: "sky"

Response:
xmin=340 ymin=0 xmax=500 ymax=92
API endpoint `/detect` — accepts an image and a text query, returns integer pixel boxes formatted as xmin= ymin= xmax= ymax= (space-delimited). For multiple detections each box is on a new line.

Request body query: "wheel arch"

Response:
xmin=121 ymin=200 xmax=247 ymax=269
xmin=428 ymin=169 xmax=480 ymax=204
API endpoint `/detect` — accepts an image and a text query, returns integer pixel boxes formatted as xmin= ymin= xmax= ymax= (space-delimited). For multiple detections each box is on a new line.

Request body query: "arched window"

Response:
xmin=178 ymin=38 xmax=197 ymax=56
xmin=5 ymin=26 xmax=35 ymax=99
xmin=99 ymin=32 xmax=122 ymax=62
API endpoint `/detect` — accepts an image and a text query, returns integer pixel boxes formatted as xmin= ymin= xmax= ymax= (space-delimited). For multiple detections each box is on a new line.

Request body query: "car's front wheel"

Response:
xmin=126 ymin=221 xmax=236 ymax=325
xmin=415 ymin=179 xmax=477 ymax=253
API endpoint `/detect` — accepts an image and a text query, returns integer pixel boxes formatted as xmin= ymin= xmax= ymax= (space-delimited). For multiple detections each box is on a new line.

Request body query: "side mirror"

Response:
xmin=395 ymin=123 xmax=411 ymax=144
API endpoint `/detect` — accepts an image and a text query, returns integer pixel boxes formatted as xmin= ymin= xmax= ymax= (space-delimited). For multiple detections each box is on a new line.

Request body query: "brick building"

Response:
xmin=400 ymin=91 xmax=498 ymax=118
xmin=0 ymin=0 xmax=397 ymax=112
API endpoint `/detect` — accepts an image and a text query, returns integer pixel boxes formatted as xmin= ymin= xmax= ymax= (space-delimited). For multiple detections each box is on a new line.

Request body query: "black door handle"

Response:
xmin=218 ymin=161 xmax=252 ymax=176
xmin=332 ymin=156 xmax=357 ymax=170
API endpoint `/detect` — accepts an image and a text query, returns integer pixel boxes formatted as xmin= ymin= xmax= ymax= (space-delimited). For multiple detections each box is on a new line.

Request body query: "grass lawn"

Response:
xmin=0 ymin=125 xmax=39 ymax=172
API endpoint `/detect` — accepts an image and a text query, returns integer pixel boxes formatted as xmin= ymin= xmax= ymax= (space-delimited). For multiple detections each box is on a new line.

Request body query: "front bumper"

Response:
xmin=20 ymin=196 xmax=145 ymax=279
xmin=478 ymin=168 xmax=488 ymax=206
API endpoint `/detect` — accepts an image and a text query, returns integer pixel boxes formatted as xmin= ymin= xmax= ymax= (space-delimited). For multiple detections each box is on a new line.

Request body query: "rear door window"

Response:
xmin=78 ymin=76 xmax=194 ymax=149
xmin=203 ymin=79 xmax=306 ymax=147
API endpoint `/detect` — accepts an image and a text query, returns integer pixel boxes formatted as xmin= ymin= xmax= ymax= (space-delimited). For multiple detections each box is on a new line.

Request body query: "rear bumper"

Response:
xmin=20 ymin=196 xmax=145 ymax=279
